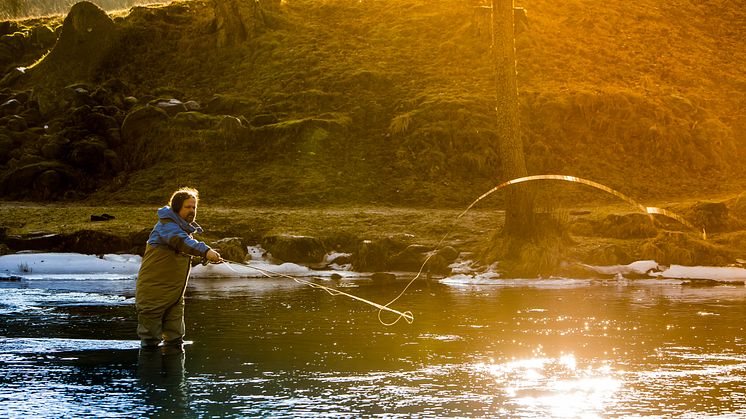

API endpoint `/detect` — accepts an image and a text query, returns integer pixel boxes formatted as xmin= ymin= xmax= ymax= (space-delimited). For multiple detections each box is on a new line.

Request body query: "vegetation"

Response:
xmin=0 ymin=0 xmax=744 ymax=275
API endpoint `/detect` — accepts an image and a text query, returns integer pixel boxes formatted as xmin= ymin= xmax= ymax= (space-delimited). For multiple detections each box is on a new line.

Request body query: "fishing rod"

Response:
xmin=199 ymin=174 xmax=702 ymax=327
xmin=204 ymin=258 xmax=415 ymax=325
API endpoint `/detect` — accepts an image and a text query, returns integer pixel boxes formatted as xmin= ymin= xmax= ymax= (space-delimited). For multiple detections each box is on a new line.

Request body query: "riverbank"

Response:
xmin=3 ymin=195 xmax=746 ymax=277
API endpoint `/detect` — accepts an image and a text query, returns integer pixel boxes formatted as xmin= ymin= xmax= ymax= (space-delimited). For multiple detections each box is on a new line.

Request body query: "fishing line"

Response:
xmin=210 ymin=174 xmax=700 ymax=326
xmin=375 ymin=174 xmax=705 ymax=324
xmin=215 ymin=258 xmax=415 ymax=324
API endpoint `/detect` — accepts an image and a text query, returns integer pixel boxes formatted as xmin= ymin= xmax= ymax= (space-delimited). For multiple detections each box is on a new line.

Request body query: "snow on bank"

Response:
xmin=440 ymin=260 xmax=746 ymax=286
xmin=0 ymin=253 xmax=141 ymax=280
xmin=2 ymin=252 xmax=746 ymax=283
xmin=0 ymin=251 xmax=361 ymax=281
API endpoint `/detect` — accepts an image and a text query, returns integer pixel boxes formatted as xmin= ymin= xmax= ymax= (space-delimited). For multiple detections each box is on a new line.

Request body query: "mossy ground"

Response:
xmin=2 ymin=0 xmax=745 ymax=272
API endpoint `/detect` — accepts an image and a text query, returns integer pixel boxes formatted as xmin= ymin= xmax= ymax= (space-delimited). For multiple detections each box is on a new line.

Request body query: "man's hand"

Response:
xmin=206 ymin=249 xmax=221 ymax=263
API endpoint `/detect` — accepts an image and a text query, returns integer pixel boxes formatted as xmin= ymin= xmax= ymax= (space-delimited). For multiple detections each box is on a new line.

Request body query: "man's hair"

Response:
xmin=169 ymin=187 xmax=199 ymax=213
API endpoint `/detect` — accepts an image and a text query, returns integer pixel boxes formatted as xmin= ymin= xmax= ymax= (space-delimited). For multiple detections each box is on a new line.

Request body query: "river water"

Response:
xmin=1 ymin=274 xmax=746 ymax=417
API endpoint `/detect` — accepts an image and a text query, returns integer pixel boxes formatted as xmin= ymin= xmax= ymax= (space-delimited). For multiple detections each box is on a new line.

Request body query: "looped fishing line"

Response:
xmin=218 ymin=259 xmax=415 ymax=325
xmin=214 ymin=174 xmax=701 ymax=326
xmin=375 ymin=174 xmax=705 ymax=324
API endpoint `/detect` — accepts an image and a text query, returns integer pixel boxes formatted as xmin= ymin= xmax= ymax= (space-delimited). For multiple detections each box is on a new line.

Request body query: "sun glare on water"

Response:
xmin=474 ymin=352 xmax=622 ymax=417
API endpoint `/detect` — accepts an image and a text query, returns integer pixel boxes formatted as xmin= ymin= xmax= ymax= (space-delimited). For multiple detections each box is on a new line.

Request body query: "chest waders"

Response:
xmin=135 ymin=245 xmax=194 ymax=348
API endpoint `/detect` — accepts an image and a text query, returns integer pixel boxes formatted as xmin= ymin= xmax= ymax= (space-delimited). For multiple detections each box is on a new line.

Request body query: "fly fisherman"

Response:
xmin=136 ymin=187 xmax=221 ymax=350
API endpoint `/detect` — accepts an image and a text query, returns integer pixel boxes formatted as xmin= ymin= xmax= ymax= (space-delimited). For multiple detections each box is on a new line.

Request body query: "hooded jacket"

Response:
xmin=136 ymin=206 xmax=211 ymax=323
xmin=147 ymin=206 xmax=210 ymax=257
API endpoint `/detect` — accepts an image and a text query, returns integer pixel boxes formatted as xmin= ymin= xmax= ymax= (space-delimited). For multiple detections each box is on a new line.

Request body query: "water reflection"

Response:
xmin=137 ymin=347 xmax=191 ymax=417
xmin=2 ymin=276 xmax=746 ymax=417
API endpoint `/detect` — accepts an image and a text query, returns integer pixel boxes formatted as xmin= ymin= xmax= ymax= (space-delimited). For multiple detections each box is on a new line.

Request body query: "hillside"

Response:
xmin=0 ymin=0 xmax=744 ymax=208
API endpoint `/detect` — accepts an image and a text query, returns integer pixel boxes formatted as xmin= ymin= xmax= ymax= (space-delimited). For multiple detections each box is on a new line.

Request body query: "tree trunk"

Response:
xmin=491 ymin=0 xmax=534 ymax=241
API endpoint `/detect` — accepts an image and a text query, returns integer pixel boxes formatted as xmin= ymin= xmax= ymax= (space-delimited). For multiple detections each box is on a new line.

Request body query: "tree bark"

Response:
xmin=492 ymin=0 xmax=534 ymax=241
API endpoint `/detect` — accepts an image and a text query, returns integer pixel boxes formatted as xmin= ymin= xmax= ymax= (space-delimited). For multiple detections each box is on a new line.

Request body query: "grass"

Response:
xmin=1 ymin=0 xmax=745 ymax=272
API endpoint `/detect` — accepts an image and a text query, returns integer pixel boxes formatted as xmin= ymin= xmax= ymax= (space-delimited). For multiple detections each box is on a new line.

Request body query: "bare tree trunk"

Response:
xmin=491 ymin=0 xmax=534 ymax=241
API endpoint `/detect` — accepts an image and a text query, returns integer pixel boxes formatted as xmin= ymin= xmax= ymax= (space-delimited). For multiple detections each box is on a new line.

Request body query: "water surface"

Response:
xmin=1 ymin=275 xmax=746 ymax=417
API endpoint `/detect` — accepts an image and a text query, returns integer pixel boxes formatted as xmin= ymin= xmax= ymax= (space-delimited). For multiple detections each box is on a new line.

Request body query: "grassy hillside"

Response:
xmin=2 ymin=0 xmax=745 ymax=209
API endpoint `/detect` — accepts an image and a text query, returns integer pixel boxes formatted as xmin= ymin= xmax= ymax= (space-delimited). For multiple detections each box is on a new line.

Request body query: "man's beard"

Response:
xmin=185 ymin=212 xmax=195 ymax=222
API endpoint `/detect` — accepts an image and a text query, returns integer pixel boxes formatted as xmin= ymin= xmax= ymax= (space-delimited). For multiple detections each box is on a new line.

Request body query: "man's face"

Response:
xmin=178 ymin=197 xmax=197 ymax=222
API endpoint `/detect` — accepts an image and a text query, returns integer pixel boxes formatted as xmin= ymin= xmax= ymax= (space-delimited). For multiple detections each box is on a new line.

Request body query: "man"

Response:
xmin=136 ymin=187 xmax=221 ymax=350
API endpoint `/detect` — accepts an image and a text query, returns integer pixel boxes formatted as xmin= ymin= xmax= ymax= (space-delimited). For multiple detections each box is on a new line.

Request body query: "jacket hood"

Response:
xmin=157 ymin=206 xmax=204 ymax=234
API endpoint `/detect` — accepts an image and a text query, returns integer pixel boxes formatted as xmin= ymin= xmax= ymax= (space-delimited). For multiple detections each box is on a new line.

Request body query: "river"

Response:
xmin=1 ymin=274 xmax=746 ymax=417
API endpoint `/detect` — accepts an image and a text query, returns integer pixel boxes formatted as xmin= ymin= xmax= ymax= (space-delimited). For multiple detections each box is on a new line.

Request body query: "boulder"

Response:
xmin=120 ymin=105 xmax=169 ymax=142
xmin=204 ymin=94 xmax=260 ymax=116
xmin=129 ymin=228 xmax=151 ymax=256
xmin=171 ymin=111 xmax=220 ymax=130
xmin=68 ymin=136 xmax=108 ymax=171
xmin=387 ymin=244 xmax=430 ymax=271
xmin=62 ymin=229 xmax=129 ymax=254
xmin=250 ymin=113 xmax=278 ymax=127
xmin=686 ymin=201 xmax=729 ymax=234
xmin=41 ymin=135 xmax=70 ymax=160
xmin=4 ymin=233 xmax=64 ymax=251
xmin=263 ymin=234 xmax=326 ymax=264
xmin=352 ymin=239 xmax=388 ymax=272
xmin=30 ymin=25 xmax=58 ymax=48
xmin=0 ymin=133 xmax=13 ymax=162
xmin=0 ymin=161 xmax=78 ymax=199
xmin=152 ymin=98 xmax=188 ymax=116
xmin=211 ymin=237 xmax=247 ymax=263
xmin=0 ymin=98 xmax=22 ymax=115
xmin=5 ymin=114 xmax=27 ymax=131
xmin=31 ymin=2 xmax=117 ymax=82
xmin=595 ymin=213 xmax=658 ymax=239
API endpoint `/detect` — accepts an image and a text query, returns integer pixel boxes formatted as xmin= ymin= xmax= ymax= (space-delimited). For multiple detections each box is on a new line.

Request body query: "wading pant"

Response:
xmin=136 ymin=245 xmax=191 ymax=347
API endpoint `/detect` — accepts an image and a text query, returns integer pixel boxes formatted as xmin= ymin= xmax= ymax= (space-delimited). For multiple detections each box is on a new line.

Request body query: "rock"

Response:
xmin=65 ymin=85 xmax=96 ymax=108
xmin=81 ymin=111 xmax=120 ymax=135
xmin=171 ymin=111 xmax=220 ymax=130
xmin=0 ymin=22 xmax=20 ymax=37
xmin=204 ymin=94 xmax=260 ymax=116
xmin=640 ymin=231 xmax=732 ymax=266
xmin=0 ymin=67 xmax=28 ymax=88
xmin=4 ymin=233 xmax=64 ymax=251
xmin=123 ymin=96 xmax=138 ymax=109
xmin=435 ymin=246 xmax=459 ymax=263
xmin=183 ymin=100 xmax=201 ymax=111
xmin=371 ymin=272 xmax=396 ymax=284
xmin=387 ymin=244 xmax=430 ymax=271
xmin=0 ymin=98 xmax=22 ymax=115
xmin=35 ymin=169 xmax=66 ymax=199
xmin=152 ymin=98 xmax=188 ymax=116
xmin=31 ymin=2 xmax=118 ymax=83
xmin=129 ymin=228 xmax=151 ymax=255
xmin=263 ymin=234 xmax=326 ymax=264
xmin=211 ymin=237 xmax=247 ymax=263
xmin=120 ymin=105 xmax=169 ymax=142
xmin=595 ymin=213 xmax=658 ymax=239
xmin=686 ymin=201 xmax=729 ymax=234
xmin=352 ymin=239 xmax=388 ymax=272
xmin=0 ymin=133 xmax=13 ymax=162
xmin=217 ymin=115 xmax=249 ymax=141
xmin=0 ymin=161 xmax=78 ymax=199
xmin=250 ymin=113 xmax=278 ymax=127
xmin=68 ymin=136 xmax=108 ymax=171
xmin=62 ymin=229 xmax=129 ymax=254
xmin=582 ymin=244 xmax=632 ymax=266
xmin=30 ymin=25 xmax=58 ymax=47
xmin=0 ymin=243 xmax=9 ymax=256
xmin=5 ymin=114 xmax=27 ymax=131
